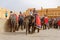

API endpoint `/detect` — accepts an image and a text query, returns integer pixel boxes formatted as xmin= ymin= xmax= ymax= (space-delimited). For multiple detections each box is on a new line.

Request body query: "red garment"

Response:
xmin=14 ymin=14 xmax=18 ymax=22
xmin=57 ymin=20 xmax=60 ymax=26
xmin=44 ymin=17 xmax=48 ymax=24
xmin=36 ymin=15 xmax=41 ymax=26
xmin=16 ymin=16 xmax=18 ymax=22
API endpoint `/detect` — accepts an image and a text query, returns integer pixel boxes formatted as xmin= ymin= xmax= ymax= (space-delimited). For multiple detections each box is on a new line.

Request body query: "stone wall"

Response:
xmin=0 ymin=8 xmax=10 ymax=19
xmin=0 ymin=19 xmax=7 ymax=32
xmin=25 ymin=6 xmax=60 ymax=18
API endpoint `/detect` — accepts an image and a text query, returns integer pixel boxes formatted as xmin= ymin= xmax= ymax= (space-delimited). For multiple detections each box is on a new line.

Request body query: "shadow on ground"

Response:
xmin=2 ymin=32 xmax=26 ymax=35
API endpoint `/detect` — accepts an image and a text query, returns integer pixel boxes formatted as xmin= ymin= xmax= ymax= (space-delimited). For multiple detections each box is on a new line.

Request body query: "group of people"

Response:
xmin=7 ymin=10 xmax=42 ymax=34
xmin=48 ymin=17 xmax=60 ymax=29
xmin=6 ymin=9 xmax=60 ymax=34
xmin=8 ymin=11 xmax=24 ymax=32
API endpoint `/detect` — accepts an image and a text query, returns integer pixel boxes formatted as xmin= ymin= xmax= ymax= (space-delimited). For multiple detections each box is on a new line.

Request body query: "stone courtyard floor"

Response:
xmin=0 ymin=29 xmax=60 ymax=40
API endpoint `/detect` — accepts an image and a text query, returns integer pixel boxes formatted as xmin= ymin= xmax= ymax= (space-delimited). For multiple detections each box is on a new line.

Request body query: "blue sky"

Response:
xmin=0 ymin=0 xmax=60 ymax=12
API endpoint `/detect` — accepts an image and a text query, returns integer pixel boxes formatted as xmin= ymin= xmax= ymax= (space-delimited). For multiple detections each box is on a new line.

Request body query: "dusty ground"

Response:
xmin=0 ymin=29 xmax=60 ymax=40
xmin=0 ymin=19 xmax=60 ymax=40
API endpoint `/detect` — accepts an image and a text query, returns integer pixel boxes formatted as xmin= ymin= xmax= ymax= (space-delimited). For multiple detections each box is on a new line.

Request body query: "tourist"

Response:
xmin=57 ymin=17 xmax=60 ymax=29
xmin=44 ymin=15 xmax=49 ymax=29
xmin=5 ymin=11 xmax=8 ymax=19
xmin=18 ymin=11 xmax=24 ymax=30
xmin=29 ymin=10 xmax=33 ymax=15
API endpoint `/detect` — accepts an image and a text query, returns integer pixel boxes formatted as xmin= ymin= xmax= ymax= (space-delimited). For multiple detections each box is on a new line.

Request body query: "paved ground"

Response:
xmin=0 ymin=29 xmax=60 ymax=40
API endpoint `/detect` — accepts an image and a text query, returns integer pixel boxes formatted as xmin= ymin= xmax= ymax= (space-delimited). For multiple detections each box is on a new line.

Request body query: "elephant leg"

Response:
xmin=43 ymin=25 xmax=44 ymax=30
xmin=21 ymin=24 xmax=23 ymax=30
xmin=23 ymin=22 xmax=26 ymax=29
xmin=32 ymin=25 xmax=35 ymax=33
xmin=13 ymin=27 xmax=15 ymax=32
xmin=33 ymin=27 xmax=36 ymax=33
xmin=45 ymin=24 xmax=46 ymax=29
xmin=15 ymin=24 xmax=17 ymax=31
xmin=10 ymin=23 xmax=13 ymax=32
xmin=28 ymin=25 xmax=31 ymax=33
xmin=58 ymin=26 xmax=60 ymax=29
xmin=15 ymin=23 xmax=18 ymax=31
xmin=37 ymin=28 xmax=39 ymax=33
xmin=43 ymin=24 xmax=45 ymax=30
xmin=13 ymin=23 xmax=16 ymax=32
xmin=9 ymin=23 xmax=12 ymax=32
xmin=26 ymin=24 xmax=28 ymax=35
xmin=16 ymin=23 xmax=18 ymax=31
xmin=17 ymin=22 xmax=20 ymax=31
xmin=31 ymin=26 xmax=34 ymax=33
xmin=10 ymin=26 xmax=12 ymax=32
